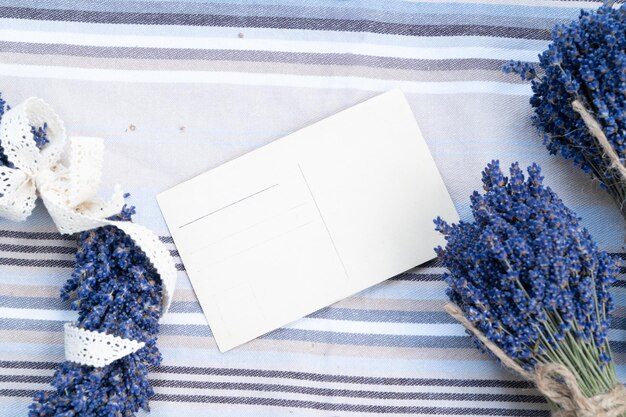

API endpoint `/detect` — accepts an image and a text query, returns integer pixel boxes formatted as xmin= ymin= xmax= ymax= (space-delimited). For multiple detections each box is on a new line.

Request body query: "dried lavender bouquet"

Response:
xmin=30 ymin=207 xmax=164 ymax=417
xmin=503 ymin=3 xmax=626 ymax=227
xmin=0 ymin=94 xmax=165 ymax=416
xmin=435 ymin=161 xmax=625 ymax=416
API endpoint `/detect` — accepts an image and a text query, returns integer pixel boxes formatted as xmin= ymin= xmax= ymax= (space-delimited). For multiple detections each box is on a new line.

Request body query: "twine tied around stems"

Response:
xmin=446 ymin=303 xmax=626 ymax=417
xmin=571 ymin=99 xmax=626 ymax=186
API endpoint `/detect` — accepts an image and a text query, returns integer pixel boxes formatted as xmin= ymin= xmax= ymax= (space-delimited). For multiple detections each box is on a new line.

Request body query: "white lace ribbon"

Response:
xmin=64 ymin=323 xmax=145 ymax=368
xmin=0 ymin=97 xmax=176 ymax=367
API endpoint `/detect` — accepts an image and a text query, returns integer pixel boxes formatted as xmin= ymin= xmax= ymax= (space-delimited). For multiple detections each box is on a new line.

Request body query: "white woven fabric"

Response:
xmin=64 ymin=323 xmax=145 ymax=368
xmin=0 ymin=97 xmax=177 ymax=366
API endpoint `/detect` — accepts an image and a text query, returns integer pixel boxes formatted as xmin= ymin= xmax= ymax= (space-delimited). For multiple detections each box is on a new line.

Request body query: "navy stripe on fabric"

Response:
xmin=0 ymin=229 xmax=173 ymax=243
xmin=151 ymin=381 xmax=544 ymax=403
xmin=0 ymin=258 xmax=74 ymax=268
xmin=0 ymin=242 xmax=177 ymax=257
xmin=0 ymin=389 xmax=550 ymax=415
xmin=0 ymin=243 xmax=75 ymax=254
xmin=141 ymin=393 xmax=553 ymax=416
xmin=0 ymin=361 xmax=535 ymax=388
xmin=0 ymin=374 xmax=545 ymax=403
xmin=0 ymin=230 xmax=75 ymax=240
xmin=0 ymin=256 xmax=184 ymax=270
xmin=391 ymin=273 xmax=443 ymax=282
xmin=0 ymin=0 xmax=581 ymax=26
xmin=0 ymin=8 xmax=552 ymax=40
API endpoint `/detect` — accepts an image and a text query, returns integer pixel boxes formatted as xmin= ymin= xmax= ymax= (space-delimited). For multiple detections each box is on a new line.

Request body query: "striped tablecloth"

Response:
xmin=0 ymin=1 xmax=624 ymax=416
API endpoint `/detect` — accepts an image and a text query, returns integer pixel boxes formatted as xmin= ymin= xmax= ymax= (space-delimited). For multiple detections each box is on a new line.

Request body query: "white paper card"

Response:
xmin=157 ymin=90 xmax=459 ymax=351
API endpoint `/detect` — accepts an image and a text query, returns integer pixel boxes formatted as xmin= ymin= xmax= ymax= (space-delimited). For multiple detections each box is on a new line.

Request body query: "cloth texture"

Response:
xmin=0 ymin=1 xmax=624 ymax=416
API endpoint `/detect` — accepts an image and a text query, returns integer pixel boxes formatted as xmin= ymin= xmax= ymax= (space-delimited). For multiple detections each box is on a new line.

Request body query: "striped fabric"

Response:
xmin=0 ymin=1 xmax=624 ymax=416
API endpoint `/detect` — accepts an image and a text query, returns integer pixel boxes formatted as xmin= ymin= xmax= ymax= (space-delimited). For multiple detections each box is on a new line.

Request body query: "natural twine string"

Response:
xmin=446 ymin=303 xmax=626 ymax=416
xmin=571 ymin=99 xmax=626 ymax=183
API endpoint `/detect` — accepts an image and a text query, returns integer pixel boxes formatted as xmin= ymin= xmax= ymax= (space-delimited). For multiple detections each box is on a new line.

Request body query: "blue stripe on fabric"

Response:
xmin=2 ymin=270 xmax=626 ymax=310
xmin=0 ymin=296 xmax=460 ymax=323
xmin=3 ymin=271 xmax=626 ymax=307
xmin=0 ymin=335 xmax=618 ymax=385
xmin=0 ymin=18 xmax=553 ymax=50
xmin=0 ymin=342 xmax=63 ymax=358
xmin=0 ymin=9 xmax=553 ymax=39
xmin=144 ymin=402 xmax=383 ymax=417
xmin=0 ymin=269 xmax=71 ymax=286
xmin=0 ymin=296 xmax=71 ymax=310
xmin=6 ymin=295 xmax=626 ymax=328
xmin=0 ymin=389 xmax=552 ymax=416
xmin=1 ymin=374 xmax=545 ymax=401
xmin=0 ymin=1 xmax=575 ymax=30
xmin=143 ymin=403 xmax=542 ymax=417
xmin=0 ymin=338 xmax=520 ymax=379
xmin=0 ymin=294 xmax=459 ymax=322
xmin=263 ymin=329 xmax=468 ymax=348
xmin=3 ymin=318 xmax=626 ymax=355
xmin=355 ymin=284 xmax=447 ymax=300
xmin=307 ymin=307 xmax=456 ymax=323
xmin=3 ymin=0 xmax=587 ymax=19
xmin=0 ymin=360 xmax=537 ymax=388
xmin=0 ymin=266 xmax=190 ymax=294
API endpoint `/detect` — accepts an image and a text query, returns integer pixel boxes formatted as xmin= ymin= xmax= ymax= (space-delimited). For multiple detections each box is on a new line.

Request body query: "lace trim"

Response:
xmin=64 ymin=323 xmax=145 ymax=368
xmin=0 ymin=98 xmax=177 ymax=366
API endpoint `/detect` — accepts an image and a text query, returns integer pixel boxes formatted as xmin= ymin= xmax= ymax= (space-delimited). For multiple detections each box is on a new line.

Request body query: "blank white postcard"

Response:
xmin=157 ymin=90 xmax=459 ymax=351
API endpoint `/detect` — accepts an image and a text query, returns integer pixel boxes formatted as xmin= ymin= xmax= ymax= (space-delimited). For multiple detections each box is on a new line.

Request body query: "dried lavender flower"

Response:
xmin=29 ymin=206 xmax=163 ymax=417
xmin=503 ymin=3 xmax=626 ymax=223
xmin=0 ymin=92 xmax=164 ymax=416
xmin=435 ymin=161 xmax=620 ymax=399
